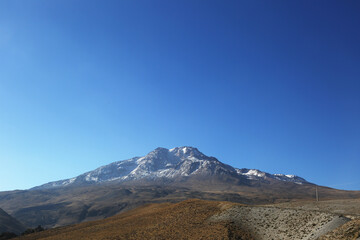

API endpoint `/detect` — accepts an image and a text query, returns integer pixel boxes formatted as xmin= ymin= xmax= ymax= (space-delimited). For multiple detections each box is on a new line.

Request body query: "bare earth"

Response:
xmin=264 ymin=199 xmax=360 ymax=239
xmin=210 ymin=205 xmax=351 ymax=239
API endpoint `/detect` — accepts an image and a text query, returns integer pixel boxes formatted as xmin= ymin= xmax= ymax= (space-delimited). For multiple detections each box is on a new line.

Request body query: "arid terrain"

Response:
xmin=1 ymin=148 xmax=359 ymax=239
xmin=14 ymin=198 xmax=360 ymax=240
xmin=2 ymin=146 xmax=359 ymax=233
xmin=266 ymin=199 xmax=360 ymax=240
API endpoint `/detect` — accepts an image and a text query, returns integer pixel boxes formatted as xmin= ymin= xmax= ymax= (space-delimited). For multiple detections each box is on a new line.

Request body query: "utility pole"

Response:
xmin=316 ymin=186 xmax=319 ymax=202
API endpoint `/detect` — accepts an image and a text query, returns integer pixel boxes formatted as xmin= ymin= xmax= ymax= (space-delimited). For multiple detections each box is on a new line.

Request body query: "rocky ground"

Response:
xmin=210 ymin=205 xmax=351 ymax=239
xmin=319 ymin=219 xmax=360 ymax=240
xmin=264 ymin=198 xmax=360 ymax=240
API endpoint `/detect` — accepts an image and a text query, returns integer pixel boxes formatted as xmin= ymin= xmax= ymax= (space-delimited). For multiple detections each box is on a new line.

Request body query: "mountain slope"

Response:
xmin=0 ymin=208 xmax=26 ymax=235
xmin=34 ymin=146 xmax=308 ymax=190
xmin=2 ymin=183 xmax=360 ymax=229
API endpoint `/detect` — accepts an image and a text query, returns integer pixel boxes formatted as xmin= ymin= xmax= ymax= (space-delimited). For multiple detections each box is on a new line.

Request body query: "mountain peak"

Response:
xmin=153 ymin=147 xmax=169 ymax=152
xmin=169 ymin=146 xmax=205 ymax=158
xmin=33 ymin=146 xmax=310 ymax=190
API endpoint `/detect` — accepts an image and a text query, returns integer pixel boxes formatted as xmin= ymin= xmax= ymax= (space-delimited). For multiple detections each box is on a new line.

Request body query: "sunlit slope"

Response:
xmin=15 ymin=199 xmax=360 ymax=240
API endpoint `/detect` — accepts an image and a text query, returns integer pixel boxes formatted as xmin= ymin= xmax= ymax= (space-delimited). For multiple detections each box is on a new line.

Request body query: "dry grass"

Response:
xmin=15 ymin=199 xmax=246 ymax=240
xmin=15 ymin=198 xmax=360 ymax=240
xmin=264 ymin=198 xmax=360 ymax=217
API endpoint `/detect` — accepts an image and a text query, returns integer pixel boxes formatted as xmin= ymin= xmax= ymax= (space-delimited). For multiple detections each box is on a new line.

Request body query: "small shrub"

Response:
xmin=0 ymin=232 xmax=17 ymax=240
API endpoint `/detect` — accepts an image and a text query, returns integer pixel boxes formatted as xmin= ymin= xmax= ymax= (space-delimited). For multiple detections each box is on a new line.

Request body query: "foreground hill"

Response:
xmin=14 ymin=199 xmax=360 ymax=240
xmin=0 ymin=208 xmax=26 ymax=235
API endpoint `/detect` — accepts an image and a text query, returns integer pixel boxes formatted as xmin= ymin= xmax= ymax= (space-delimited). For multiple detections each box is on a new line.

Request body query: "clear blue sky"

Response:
xmin=0 ymin=0 xmax=359 ymax=191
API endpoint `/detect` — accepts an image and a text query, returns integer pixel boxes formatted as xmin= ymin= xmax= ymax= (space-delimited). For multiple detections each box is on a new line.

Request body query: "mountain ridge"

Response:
xmin=33 ymin=146 xmax=309 ymax=190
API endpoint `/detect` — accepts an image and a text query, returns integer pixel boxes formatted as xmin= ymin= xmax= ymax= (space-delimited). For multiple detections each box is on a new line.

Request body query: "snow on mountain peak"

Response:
xmin=241 ymin=169 xmax=266 ymax=178
xmin=236 ymin=168 xmax=307 ymax=184
xmin=169 ymin=146 xmax=204 ymax=158
xmin=33 ymin=146 xmax=310 ymax=190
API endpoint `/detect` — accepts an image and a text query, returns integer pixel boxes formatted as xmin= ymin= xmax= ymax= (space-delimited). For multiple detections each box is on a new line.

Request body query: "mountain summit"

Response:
xmin=34 ymin=146 xmax=308 ymax=190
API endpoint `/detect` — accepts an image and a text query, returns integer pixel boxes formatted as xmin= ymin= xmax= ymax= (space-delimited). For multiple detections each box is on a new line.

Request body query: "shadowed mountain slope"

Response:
xmin=0 ymin=208 xmax=26 ymax=235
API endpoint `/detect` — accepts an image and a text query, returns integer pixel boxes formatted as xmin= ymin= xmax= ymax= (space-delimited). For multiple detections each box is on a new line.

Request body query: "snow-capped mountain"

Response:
xmin=235 ymin=168 xmax=307 ymax=184
xmin=34 ymin=146 xmax=308 ymax=189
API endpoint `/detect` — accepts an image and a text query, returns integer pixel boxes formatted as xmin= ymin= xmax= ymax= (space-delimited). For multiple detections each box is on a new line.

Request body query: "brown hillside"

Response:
xmin=15 ymin=199 xmax=248 ymax=240
xmin=15 ymin=198 xmax=360 ymax=240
